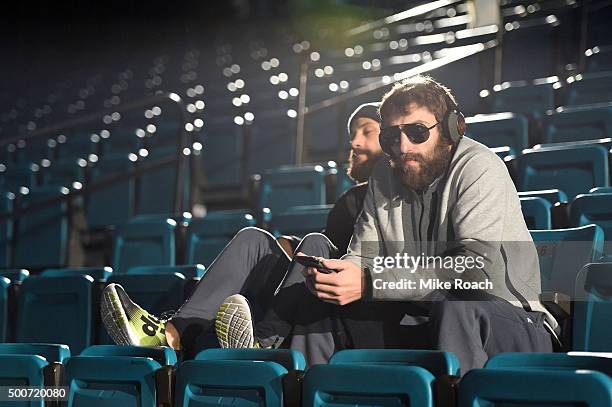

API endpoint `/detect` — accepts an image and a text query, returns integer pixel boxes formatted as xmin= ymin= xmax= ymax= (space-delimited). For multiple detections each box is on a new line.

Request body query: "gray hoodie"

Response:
xmin=342 ymin=136 xmax=559 ymax=332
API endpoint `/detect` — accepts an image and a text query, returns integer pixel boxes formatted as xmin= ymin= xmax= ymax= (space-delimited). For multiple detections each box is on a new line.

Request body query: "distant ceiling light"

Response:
xmin=315 ymin=68 xmax=324 ymax=78
xmin=244 ymin=112 xmax=255 ymax=123
xmin=185 ymin=123 xmax=195 ymax=132
xmin=232 ymin=97 xmax=242 ymax=107
xmin=135 ymin=128 xmax=146 ymax=138
xmin=270 ymin=58 xmax=279 ymax=67
xmin=278 ymin=90 xmax=289 ymax=100
xmin=261 ymin=61 xmax=271 ymax=70
xmin=195 ymin=100 xmax=205 ymax=110
xmin=288 ymin=88 xmax=299 ymax=97
xmin=187 ymin=103 xmax=197 ymax=113
xmin=194 ymin=84 xmax=204 ymax=94
xmin=235 ymin=79 xmax=245 ymax=89
xmin=339 ymin=81 xmax=349 ymax=90
xmin=182 ymin=148 xmax=191 ymax=156
xmin=194 ymin=119 xmax=204 ymax=128
xmin=329 ymin=83 xmax=339 ymax=92
xmin=287 ymin=109 xmax=297 ymax=118
xmin=362 ymin=61 xmax=372 ymax=70
xmin=138 ymin=148 xmax=149 ymax=157
xmin=344 ymin=48 xmax=355 ymax=57
xmin=152 ymin=106 xmax=162 ymax=115
xmin=223 ymin=68 xmax=232 ymax=77
xmin=230 ymin=64 xmax=241 ymax=74
xmin=186 ymin=88 xmax=197 ymax=97
xmin=128 ymin=153 xmax=138 ymax=162
xmin=146 ymin=124 xmax=156 ymax=133
xmin=354 ymin=45 xmax=364 ymax=55
xmin=310 ymin=52 xmax=320 ymax=62
xmin=192 ymin=142 xmax=203 ymax=151
xmin=278 ymin=73 xmax=288 ymax=82
xmin=227 ymin=83 xmax=237 ymax=92
xmin=270 ymin=75 xmax=280 ymax=85
xmin=234 ymin=116 xmax=245 ymax=125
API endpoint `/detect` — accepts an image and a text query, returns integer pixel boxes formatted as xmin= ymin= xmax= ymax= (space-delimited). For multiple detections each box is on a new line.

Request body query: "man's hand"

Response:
xmin=300 ymin=257 xmax=365 ymax=306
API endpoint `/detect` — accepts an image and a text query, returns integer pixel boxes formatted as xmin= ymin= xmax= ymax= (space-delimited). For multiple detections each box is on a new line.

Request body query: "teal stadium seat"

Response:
xmin=65 ymin=356 xmax=160 ymax=407
xmin=531 ymin=225 xmax=604 ymax=305
xmin=0 ymin=191 xmax=15 ymax=268
xmin=272 ymin=205 xmax=331 ymax=237
xmin=573 ymin=262 xmax=612 ymax=352
xmin=129 ymin=264 xmax=206 ymax=279
xmin=585 ymin=45 xmax=612 ymax=73
xmin=55 ymin=132 xmax=98 ymax=161
xmin=41 ymin=158 xmax=87 ymax=187
xmin=0 ymin=355 xmax=48 ymax=406
xmin=0 ymin=268 xmax=29 ymax=283
xmin=14 ymin=186 xmax=69 ymax=268
xmin=80 ymin=344 xmax=177 ymax=366
xmin=174 ymin=360 xmax=287 ymax=407
xmin=489 ymin=80 xmax=555 ymax=119
xmin=518 ymin=189 xmax=568 ymax=204
xmin=185 ymin=211 xmax=256 ymax=266
xmin=0 ymin=277 xmax=10 ymax=342
xmin=520 ymin=196 xmax=552 ymax=229
xmin=196 ymin=348 xmax=306 ymax=371
xmin=331 ymin=164 xmax=356 ymax=201
xmin=465 ymin=112 xmax=528 ymax=155
xmin=485 ymin=352 xmax=612 ymax=375
xmin=113 ymin=217 xmax=177 ymax=273
xmin=543 ymin=106 xmax=612 ymax=144
xmin=570 ymin=192 xmax=612 ymax=253
xmin=566 ymin=72 xmax=612 ymax=106
xmin=458 ymin=368 xmax=612 ymax=407
xmin=85 ymin=153 xmax=136 ymax=228
xmin=16 ymin=275 xmax=94 ymax=354
xmin=41 ymin=267 xmax=113 ymax=280
xmin=303 ymin=364 xmax=435 ymax=407
xmin=513 ymin=144 xmax=609 ymax=200
xmin=329 ymin=349 xmax=460 ymax=377
xmin=259 ymin=165 xmax=327 ymax=213
xmin=0 ymin=343 xmax=70 ymax=364
xmin=0 ymin=163 xmax=39 ymax=193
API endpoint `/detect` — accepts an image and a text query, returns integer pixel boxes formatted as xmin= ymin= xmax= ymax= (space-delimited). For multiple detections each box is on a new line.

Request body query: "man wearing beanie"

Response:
xmin=100 ymin=102 xmax=384 ymax=359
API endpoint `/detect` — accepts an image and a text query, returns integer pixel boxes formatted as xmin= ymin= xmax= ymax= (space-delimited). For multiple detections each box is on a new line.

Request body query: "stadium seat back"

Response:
xmin=1 ymin=164 xmax=39 ymax=193
xmin=515 ymin=145 xmax=609 ymax=200
xmin=41 ymin=267 xmax=113 ymax=280
xmin=85 ymin=154 xmax=135 ymax=228
xmin=196 ymin=348 xmax=306 ymax=371
xmin=259 ymin=166 xmax=327 ymax=213
xmin=329 ymin=349 xmax=460 ymax=377
xmin=41 ymin=158 xmax=87 ymax=187
xmin=14 ymin=186 xmax=69 ymax=268
xmin=465 ymin=113 xmax=528 ymax=154
xmin=530 ymin=225 xmax=604 ymax=297
xmin=128 ymin=264 xmax=205 ymax=279
xmin=573 ymin=262 xmax=612 ymax=351
xmin=0 ymin=277 xmax=9 ymax=342
xmin=0 ymin=192 xmax=15 ymax=268
xmin=174 ymin=360 xmax=287 ymax=407
xmin=490 ymin=82 xmax=555 ymax=118
xmin=273 ymin=205 xmax=331 ymax=237
xmin=80 ymin=344 xmax=177 ymax=365
xmin=486 ymin=352 xmax=612 ymax=375
xmin=0 ymin=354 xmax=47 ymax=389
xmin=518 ymin=189 xmax=568 ymax=204
xmin=303 ymin=364 xmax=434 ymax=407
xmin=543 ymin=107 xmax=612 ymax=144
xmin=65 ymin=355 xmax=160 ymax=407
xmin=0 ymin=343 xmax=70 ymax=364
xmin=16 ymin=275 xmax=94 ymax=354
xmin=570 ymin=193 xmax=612 ymax=251
xmin=458 ymin=368 xmax=612 ymax=407
xmin=520 ymin=196 xmax=552 ymax=229
xmin=567 ymin=72 xmax=612 ymax=106
xmin=185 ymin=212 xmax=256 ymax=266
xmin=113 ymin=218 xmax=176 ymax=273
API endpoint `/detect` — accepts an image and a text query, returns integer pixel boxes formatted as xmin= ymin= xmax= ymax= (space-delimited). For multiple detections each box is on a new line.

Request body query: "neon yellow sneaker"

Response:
xmin=101 ymin=283 xmax=168 ymax=346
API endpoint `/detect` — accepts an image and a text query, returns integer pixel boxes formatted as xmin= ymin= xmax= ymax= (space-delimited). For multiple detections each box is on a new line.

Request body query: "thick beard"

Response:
xmin=391 ymin=138 xmax=453 ymax=192
xmin=348 ymin=151 xmax=382 ymax=183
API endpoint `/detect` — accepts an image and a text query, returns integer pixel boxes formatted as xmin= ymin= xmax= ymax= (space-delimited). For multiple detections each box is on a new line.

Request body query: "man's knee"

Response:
xmin=232 ymin=226 xmax=274 ymax=247
xmin=298 ymin=233 xmax=335 ymax=254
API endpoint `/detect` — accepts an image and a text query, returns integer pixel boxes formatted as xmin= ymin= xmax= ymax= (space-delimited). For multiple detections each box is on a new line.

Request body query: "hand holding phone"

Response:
xmin=294 ymin=255 xmax=336 ymax=273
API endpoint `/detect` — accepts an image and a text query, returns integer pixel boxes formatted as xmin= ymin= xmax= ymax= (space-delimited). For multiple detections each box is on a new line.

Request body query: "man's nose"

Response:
xmin=399 ymin=132 xmax=416 ymax=154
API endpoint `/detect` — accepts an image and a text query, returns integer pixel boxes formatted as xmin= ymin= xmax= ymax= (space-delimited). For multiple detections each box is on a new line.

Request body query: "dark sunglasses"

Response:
xmin=379 ymin=121 xmax=439 ymax=154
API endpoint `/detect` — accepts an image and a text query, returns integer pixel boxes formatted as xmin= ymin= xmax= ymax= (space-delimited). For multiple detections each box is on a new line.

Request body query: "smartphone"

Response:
xmin=294 ymin=255 xmax=336 ymax=274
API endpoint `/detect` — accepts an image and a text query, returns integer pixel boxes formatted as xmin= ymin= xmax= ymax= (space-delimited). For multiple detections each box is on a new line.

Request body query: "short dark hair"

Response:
xmin=379 ymin=75 xmax=457 ymax=125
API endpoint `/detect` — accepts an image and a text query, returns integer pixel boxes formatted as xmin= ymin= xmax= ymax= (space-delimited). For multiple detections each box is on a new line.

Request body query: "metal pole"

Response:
xmin=295 ymin=58 xmax=309 ymax=165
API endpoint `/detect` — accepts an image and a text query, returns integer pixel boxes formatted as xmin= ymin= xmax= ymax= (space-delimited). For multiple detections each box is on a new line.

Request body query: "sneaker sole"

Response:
xmin=100 ymin=283 xmax=138 ymax=345
xmin=215 ymin=294 xmax=255 ymax=348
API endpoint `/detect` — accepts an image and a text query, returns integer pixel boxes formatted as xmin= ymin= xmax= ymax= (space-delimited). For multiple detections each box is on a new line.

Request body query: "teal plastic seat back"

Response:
xmin=128 ymin=265 xmax=205 ymax=279
xmin=458 ymin=368 xmax=612 ymax=407
xmin=273 ymin=205 xmax=332 ymax=237
xmin=41 ymin=267 xmax=113 ymax=280
xmin=491 ymin=82 xmax=555 ymax=119
xmin=14 ymin=186 xmax=69 ymax=268
xmin=65 ymin=356 xmax=160 ymax=407
xmin=185 ymin=212 xmax=256 ymax=266
xmin=0 ymin=277 xmax=9 ymax=342
xmin=303 ymin=364 xmax=435 ymax=407
xmin=530 ymin=225 xmax=604 ymax=296
xmin=515 ymin=145 xmax=609 ymax=200
xmin=0 ymin=343 xmax=70 ymax=364
xmin=329 ymin=349 xmax=460 ymax=377
xmin=486 ymin=352 xmax=612 ymax=376
xmin=0 ymin=192 xmax=15 ymax=268
xmin=520 ymin=197 xmax=552 ymax=230
xmin=196 ymin=348 xmax=306 ymax=371
xmin=543 ymin=106 xmax=612 ymax=143
xmin=0 ymin=355 xmax=48 ymax=392
xmin=259 ymin=166 xmax=327 ymax=213
xmin=567 ymin=72 xmax=612 ymax=106
xmin=570 ymin=193 xmax=612 ymax=253
xmin=80 ymin=345 xmax=177 ymax=366
xmin=113 ymin=218 xmax=176 ymax=273
xmin=465 ymin=113 xmax=528 ymax=154
xmin=41 ymin=158 xmax=87 ymax=187
xmin=573 ymin=262 xmax=612 ymax=351
xmin=16 ymin=275 xmax=94 ymax=354
xmin=518 ymin=189 xmax=568 ymax=204
xmin=0 ymin=269 xmax=29 ymax=283
xmin=174 ymin=360 xmax=287 ymax=407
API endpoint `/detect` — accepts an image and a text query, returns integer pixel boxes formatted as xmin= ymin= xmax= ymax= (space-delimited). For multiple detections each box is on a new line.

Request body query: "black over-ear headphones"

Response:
xmin=442 ymin=92 xmax=466 ymax=144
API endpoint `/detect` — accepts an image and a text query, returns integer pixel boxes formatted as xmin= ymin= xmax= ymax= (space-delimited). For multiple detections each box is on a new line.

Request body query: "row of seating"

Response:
xmin=1 ymin=345 xmax=610 ymax=406
xmin=0 ymin=226 xmax=608 ymax=353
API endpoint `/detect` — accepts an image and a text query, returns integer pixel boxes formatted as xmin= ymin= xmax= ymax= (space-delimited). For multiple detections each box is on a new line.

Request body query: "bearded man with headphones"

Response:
xmin=216 ymin=75 xmax=558 ymax=373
